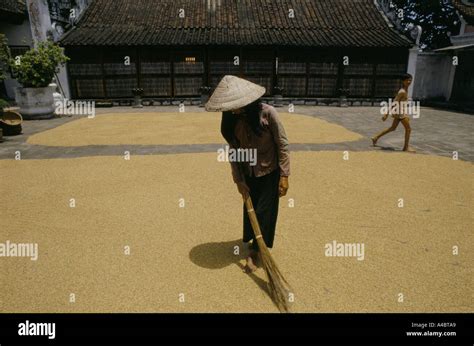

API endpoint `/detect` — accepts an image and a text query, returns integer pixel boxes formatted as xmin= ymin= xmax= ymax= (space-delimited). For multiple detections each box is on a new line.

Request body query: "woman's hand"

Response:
xmin=279 ymin=176 xmax=289 ymax=197
xmin=236 ymin=181 xmax=250 ymax=199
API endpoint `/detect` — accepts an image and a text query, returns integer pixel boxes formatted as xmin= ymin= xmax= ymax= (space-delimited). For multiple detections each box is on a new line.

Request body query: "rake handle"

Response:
xmin=238 ymin=166 xmax=265 ymax=246
xmin=244 ymin=196 xmax=264 ymax=242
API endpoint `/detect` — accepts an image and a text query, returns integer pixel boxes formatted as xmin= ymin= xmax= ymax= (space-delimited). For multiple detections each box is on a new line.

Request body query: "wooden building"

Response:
xmin=450 ymin=0 xmax=474 ymax=103
xmin=60 ymin=0 xmax=413 ymax=100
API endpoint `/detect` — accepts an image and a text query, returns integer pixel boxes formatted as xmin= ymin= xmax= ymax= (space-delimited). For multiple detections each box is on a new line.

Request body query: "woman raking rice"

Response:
xmin=206 ymin=75 xmax=290 ymax=274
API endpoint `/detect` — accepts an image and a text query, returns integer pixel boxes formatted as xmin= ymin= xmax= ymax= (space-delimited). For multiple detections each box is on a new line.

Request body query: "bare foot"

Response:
xmin=243 ymin=256 xmax=258 ymax=273
xmin=371 ymin=137 xmax=377 ymax=146
xmin=403 ymin=147 xmax=416 ymax=153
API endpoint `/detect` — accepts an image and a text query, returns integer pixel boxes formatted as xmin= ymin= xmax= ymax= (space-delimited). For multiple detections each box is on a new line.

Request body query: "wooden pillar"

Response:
xmin=170 ymin=48 xmax=175 ymax=98
xmin=239 ymin=46 xmax=244 ymax=78
xmin=305 ymin=48 xmax=310 ymax=97
xmin=371 ymin=62 xmax=377 ymax=99
xmin=136 ymin=47 xmax=141 ymax=89
xmin=205 ymin=46 xmax=210 ymax=87
xmin=65 ymin=47 xmax=76 ymax=99
xmin=272 ymin=47 xmax=278 ymax=95
xmin=100 ymin=47 xmax=107 ymax=98
xmin=336 ymin=50 xmax=345 ymax=98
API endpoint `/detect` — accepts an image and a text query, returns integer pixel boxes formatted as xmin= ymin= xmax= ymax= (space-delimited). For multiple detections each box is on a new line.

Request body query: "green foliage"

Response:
xmin=390 ymin=0 xmax=461 ymax=50
xmin=0 ymin=98 xmax=9 ymax=109
xmin=0 ymin=33 xmax=11 ymax=82
xmin=10 ymin=41 xmax=69 ymax=88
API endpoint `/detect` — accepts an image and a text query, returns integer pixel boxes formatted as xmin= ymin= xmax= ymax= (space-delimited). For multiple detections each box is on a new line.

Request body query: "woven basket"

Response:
xmin=0 ymin=110 xmax=23 ymax=136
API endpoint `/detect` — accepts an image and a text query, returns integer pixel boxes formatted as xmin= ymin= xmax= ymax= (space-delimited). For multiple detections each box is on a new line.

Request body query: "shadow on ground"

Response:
xmin=376 ymin=145 xmax=398 ymax=151
xmin=189 ymin=239 xmax=269 ymax=296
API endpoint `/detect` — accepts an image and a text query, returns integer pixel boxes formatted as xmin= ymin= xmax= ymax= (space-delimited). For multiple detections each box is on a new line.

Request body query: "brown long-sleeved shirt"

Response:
xmin=228 ymin=103 xmax=290 ymax=183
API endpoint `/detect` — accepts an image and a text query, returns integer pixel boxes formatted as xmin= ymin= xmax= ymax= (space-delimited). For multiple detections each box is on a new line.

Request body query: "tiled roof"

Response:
xmin=0 ymin=0 xmax=26 ymax=15
xmin=453 ymin=0 xmax=474 ymax=24
xmin=60 ymin=0 xmax=413 ymax=47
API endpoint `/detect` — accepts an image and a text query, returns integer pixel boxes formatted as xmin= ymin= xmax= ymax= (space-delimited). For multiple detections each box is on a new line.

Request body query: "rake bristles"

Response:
xmin=244 ymin=196 xmax=293 ymax=313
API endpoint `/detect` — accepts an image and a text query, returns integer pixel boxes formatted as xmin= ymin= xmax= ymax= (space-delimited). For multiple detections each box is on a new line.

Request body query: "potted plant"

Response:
xmin=0 ymin=99 xmax=8 ymax=142
xmin=0 ymin=34 xmax=10 ymax=86
xmin=132 ymin=88 xmax=144 ymax=108
xmin=198 ymin=86 xmax=211 ymax=107
xmin=0 ymin=35 xmax=21 ymax=139
xmin=10 ymin=41 xmax=69 ymax=119
xmin=273 ymin=86 xmax=284 ymax=107
xmin=337 ymin=88 xmax=349 ymax=107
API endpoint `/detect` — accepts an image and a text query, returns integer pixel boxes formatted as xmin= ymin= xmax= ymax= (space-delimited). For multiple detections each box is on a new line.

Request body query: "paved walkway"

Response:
xmin=1 ymin=106 xmax=473 ymax=161
xmin=295 ymin=106 xmax=474 ymax=162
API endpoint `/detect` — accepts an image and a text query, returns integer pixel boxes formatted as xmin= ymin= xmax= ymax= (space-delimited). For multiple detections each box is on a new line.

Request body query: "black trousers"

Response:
xmin=243 ymin=168 xmax=280 ymax=252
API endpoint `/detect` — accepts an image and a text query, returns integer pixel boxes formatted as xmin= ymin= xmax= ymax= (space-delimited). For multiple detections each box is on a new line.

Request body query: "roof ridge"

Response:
xmin=60 ymin=0 xmax=413 ymax=48
xmin=372 ymin=0 xmax=414 ymax=45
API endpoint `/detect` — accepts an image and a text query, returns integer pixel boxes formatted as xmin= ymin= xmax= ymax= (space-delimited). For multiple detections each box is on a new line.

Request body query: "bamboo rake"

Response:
xmin=244 ymin=195 xmax=293 ymax=313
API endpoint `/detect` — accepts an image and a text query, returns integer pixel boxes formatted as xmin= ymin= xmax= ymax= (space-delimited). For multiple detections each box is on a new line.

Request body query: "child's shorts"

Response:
xmin=392 ymin=114 xmax=408 ymax=120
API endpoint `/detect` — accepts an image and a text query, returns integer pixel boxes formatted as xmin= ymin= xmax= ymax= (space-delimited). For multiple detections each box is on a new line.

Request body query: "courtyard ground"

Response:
xmin=0 ymin=106 xmax=472 ymax=312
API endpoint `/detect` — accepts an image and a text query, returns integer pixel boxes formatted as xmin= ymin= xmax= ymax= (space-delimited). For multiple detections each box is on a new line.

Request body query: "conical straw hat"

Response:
xmin=205 ymin=75 xmax=266 ymax=112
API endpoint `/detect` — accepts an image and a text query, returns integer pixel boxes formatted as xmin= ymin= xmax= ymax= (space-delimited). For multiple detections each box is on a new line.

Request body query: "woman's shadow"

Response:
xmin=189 ymin=239 xmax=269 ymax=295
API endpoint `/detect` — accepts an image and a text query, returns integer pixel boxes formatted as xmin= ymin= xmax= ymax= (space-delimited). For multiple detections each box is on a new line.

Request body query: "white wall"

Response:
xmin=26 ymin=0 xmax=52 ymax=45
xmin=412 ymin=52 xmax=455 ymax=101
xmin=0 ymin=20 xmax=33 ymax=99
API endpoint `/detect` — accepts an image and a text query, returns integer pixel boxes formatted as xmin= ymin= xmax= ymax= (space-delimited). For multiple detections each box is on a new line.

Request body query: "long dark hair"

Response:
xmin=242 ymin=99 xmax=264 ymax=136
